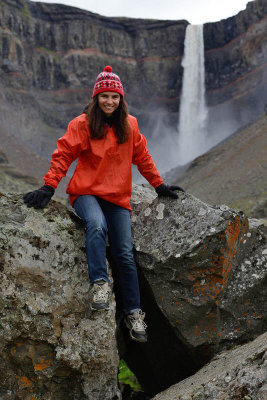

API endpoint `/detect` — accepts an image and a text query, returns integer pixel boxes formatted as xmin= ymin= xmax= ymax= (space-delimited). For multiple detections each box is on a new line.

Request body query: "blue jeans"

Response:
xmin=73 ymin=195 xmax=140 ymax=314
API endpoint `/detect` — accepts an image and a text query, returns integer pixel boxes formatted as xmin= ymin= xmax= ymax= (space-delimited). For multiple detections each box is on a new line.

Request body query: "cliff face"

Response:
xmin=0 ymin=0 xmax=187 ymax=174
xmin=204 ymin=0 xmax=267 ymax=138
xmin=0 ymin=0 xmax=187 ymax=111
xmin=0 ymin=0 xmax=266 ymax=175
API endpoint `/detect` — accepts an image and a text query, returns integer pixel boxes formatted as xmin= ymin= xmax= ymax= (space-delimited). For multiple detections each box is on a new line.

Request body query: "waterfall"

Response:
xmin=178 ymin=24 xmax=208 ymax=165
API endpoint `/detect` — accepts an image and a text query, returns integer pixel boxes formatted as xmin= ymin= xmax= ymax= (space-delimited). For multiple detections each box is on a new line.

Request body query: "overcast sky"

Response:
xmin=32 ymin=0 xmax=251 ymax=24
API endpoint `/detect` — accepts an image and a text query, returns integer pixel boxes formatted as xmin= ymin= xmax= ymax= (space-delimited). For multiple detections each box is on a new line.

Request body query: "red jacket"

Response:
xmin=44 ymin=113 xmax=163 ymax=211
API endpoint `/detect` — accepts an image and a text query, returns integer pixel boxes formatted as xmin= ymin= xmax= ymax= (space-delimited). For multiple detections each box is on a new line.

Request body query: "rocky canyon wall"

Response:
xmin=204 ymin=0 xmax=267 ymax=141
xmin=0 ymin=0 xmax=266 ymax=174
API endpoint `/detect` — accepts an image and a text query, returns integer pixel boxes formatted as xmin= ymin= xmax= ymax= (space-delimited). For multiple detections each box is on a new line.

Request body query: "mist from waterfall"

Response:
xmin=178 ymin=24 xmax=208 ymax=165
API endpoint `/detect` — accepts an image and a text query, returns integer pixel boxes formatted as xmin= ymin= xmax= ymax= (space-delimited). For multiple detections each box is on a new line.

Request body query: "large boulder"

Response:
xmin=0 ymin=192 xmax=120 ymax=400
xmin=123 ymin=185 xmax=266 ymax=395
xmin=0 ymin=187 xmax=266 ymax=399
xmin=131 ymin=187 xmax=266 ymax=354
xmin=152 ymin=332 xmax=267 ymax=400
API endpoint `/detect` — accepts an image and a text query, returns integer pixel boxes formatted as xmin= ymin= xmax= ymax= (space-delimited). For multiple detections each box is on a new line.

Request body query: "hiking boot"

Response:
xmin=125 ymin=310 xmax=148 ymax=343
xmin=91 ymin=281 xmax=110 ymax=311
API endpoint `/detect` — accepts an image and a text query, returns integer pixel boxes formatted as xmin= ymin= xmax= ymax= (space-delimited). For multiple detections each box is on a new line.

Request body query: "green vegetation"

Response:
xmin=23 ymin=1 xmax=31 ymax=19
xmin=118 ymin=359 xmax=143 ymax=392
xmin=39 ymin=46 xmax=61 ymax=62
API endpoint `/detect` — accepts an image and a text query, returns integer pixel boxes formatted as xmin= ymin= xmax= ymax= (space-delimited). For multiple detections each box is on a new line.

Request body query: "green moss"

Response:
xmin=118 ymin=359 xmax=143 ymax=392
xmin=39 ymin=46 xmax=61 ymax=62
xmin=22 ymin=1 xmax=31 ymax=19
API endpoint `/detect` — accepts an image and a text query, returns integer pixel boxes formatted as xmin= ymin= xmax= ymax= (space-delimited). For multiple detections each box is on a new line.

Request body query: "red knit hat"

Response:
xmin=92 ymin=66 xmax=124 ymax=98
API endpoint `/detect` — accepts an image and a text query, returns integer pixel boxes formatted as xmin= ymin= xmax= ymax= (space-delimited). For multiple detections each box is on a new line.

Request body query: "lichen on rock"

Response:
xmin=0 ymin=192 xmax=120 ymax=400
xmin=0 ymin=186 xmax=266 ymax=398
xmin=127 ymin=185 xmax=266 ymax=394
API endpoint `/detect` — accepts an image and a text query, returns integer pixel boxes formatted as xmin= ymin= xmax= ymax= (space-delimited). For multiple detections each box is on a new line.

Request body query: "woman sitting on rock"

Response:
xmin=23 ymin=66 xmax=184 ymax=343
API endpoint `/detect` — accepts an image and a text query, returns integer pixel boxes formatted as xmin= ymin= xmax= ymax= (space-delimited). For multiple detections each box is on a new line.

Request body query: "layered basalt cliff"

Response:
xmin=205 ymin=0 xmax=267 ymax=96
xmin=204 ymin=0 xmax=267 ymax=139
xmin=0 ymin=0 xmax=266 ymax=175
xmin=0 ymin=0 xmax=187 ymax=113
xmin=0 ymin=0 xmax=187 ymax=174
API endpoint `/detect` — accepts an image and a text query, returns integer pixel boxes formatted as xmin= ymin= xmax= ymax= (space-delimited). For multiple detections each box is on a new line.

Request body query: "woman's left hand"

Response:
xmin=155 ymin=183 xmax=185 ymax=199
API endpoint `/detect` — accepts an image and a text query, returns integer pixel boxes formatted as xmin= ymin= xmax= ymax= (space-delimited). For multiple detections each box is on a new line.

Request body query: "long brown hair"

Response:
xmin=83 ymin=96 xmax=130 ymax=144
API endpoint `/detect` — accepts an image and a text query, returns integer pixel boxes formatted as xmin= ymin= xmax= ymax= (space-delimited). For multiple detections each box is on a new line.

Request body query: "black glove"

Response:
xmin=155 ymin=183 xmax=185 ymax=199
xmin=23 ymin=185 xmax=55 ymax=208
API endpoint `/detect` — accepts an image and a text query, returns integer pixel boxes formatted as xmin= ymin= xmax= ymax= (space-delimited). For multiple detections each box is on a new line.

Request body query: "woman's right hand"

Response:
xmin=23 ymin=185 xmax=55 ymax=208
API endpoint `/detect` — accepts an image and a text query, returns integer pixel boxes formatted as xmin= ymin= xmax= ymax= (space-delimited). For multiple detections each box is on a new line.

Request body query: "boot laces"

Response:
xmin=128 ymin=310 xmax=147 ymax=332
xmin=93 ymin=282 xmax=110 ymax=302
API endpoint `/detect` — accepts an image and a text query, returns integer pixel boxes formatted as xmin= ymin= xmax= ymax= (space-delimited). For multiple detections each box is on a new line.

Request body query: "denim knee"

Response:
xmin=84 ymin=218 xmax=106 ymax=231
xmin=74 ymin=195 xmax=107 ymax=230
xmin=117 ymin=247 xmax=134 ymax=260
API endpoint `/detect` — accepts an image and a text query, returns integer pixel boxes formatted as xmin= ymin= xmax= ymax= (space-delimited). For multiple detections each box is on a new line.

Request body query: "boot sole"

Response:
xmin=91 ymin=304 xmax=109 ymax=311
xmin=129 ymin=330 xmax=148 ymax=343
xmin=125 ymin=321 xmax=148 ymax=343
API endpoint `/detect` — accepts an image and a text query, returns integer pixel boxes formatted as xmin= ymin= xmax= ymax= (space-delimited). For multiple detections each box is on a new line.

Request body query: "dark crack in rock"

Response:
xmin=152 ymin=332 xmax=267 ymax=400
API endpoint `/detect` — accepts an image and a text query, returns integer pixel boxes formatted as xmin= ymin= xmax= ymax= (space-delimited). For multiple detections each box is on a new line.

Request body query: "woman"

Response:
xmin=23 ymin=66 xmax=184 ymax=343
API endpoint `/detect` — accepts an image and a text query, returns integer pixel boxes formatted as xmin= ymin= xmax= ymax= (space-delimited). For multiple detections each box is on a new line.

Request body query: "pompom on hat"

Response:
xmin=92 ymin=66 xmax=124 ymax=98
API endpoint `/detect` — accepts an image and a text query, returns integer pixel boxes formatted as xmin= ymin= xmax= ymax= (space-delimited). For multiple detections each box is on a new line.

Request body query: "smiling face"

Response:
xmin=98 ymin=91 xmax=121 ymax=116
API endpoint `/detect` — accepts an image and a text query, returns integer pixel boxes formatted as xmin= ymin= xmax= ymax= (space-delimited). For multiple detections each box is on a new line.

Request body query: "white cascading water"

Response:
xmin=178 ymin=24 xmax=208 ymax=165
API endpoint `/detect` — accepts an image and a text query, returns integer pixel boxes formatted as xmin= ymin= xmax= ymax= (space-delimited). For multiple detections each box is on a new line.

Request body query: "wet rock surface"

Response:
xmin=152 ymin=332 xmax=267 ymax=400
xmin=0 ymin=192 xmax=120 ymax=400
